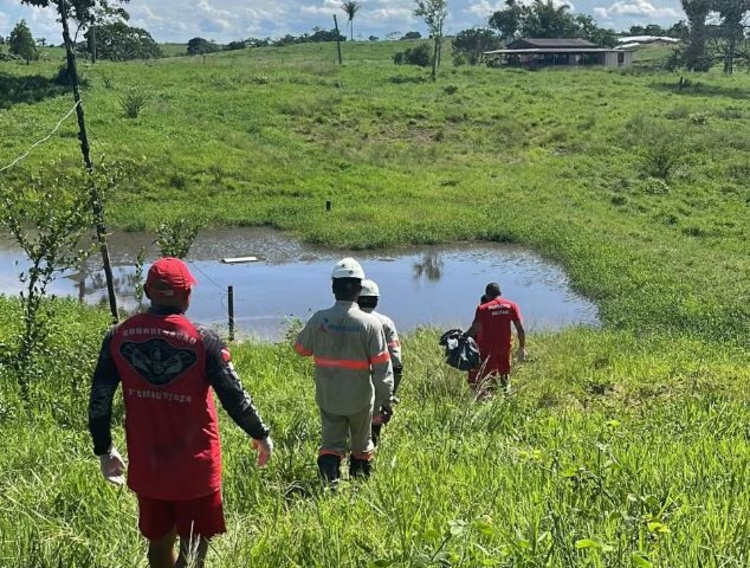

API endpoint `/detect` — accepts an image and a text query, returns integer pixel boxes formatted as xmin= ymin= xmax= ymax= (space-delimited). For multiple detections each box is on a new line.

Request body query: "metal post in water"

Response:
xmin=228 ymin=285 xmax=235 ymax=342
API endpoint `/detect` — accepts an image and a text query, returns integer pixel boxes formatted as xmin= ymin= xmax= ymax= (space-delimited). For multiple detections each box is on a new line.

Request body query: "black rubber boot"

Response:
xmin=317 ymin=454 xmax=341 ymax=488
xmin=371 ymin=424 xmax=383 ymax=447
xmin=349 ymin=456 xmax=373 ymax=479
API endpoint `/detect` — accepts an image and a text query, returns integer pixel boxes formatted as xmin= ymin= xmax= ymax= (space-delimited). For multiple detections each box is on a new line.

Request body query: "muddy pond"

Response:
xmin=0 ymin=228 xmax=599 ymax=341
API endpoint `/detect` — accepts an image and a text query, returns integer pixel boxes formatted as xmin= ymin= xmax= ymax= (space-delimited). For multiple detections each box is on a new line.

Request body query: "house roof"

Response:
xmin=485 ymin=48 xmax=633 ymax=55
xmin=507 ymin=38 xmax=600 ymax=49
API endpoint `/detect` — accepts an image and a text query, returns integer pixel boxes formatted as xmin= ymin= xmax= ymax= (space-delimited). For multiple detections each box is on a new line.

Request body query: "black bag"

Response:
xmin=439 ymin=329 xmax=480 ymax=371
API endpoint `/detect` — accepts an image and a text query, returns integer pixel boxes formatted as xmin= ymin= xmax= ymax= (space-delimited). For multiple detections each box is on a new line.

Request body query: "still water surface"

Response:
xmin=0 ymin=228 xmax=599 ymax=341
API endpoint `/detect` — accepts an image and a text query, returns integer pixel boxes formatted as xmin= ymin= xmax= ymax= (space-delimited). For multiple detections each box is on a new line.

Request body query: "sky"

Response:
xmin=0 ymin=0 xmax=684 ymax=44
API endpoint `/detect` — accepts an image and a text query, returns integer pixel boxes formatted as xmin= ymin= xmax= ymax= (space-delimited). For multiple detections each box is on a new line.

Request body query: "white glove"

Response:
xmin=253 ymin=436 xmax=274 ymax=467
xmin=99 ymin=446 xmax=126 ymax=485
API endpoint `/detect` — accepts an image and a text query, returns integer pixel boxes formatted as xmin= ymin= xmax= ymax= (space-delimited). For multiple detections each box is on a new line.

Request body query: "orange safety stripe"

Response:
xmin=314 ymin=357 xmax=370 ymax=370
xmin=369 ymin=350 xmax=391 ymax=365
xmin=352 ymin=451 xmax=374 ymax=461
xmin=319 ymin=449 xmax=344 ymax=458
xmin=295 ymin=344 xmax=312 ymax=356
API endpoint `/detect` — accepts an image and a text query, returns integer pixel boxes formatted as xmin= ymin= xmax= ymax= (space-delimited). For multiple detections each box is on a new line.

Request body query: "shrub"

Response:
xmin=443 ymin=85 xmax=458 ymax=95
xmin=120 ymin=88 xmax=149 ymax=118
xmin=393 ymin=43 xmax=431 ymax=67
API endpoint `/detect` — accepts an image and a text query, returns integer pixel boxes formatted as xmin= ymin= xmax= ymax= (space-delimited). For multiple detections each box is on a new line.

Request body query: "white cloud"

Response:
xmin=300 ymin=1 xmax=344 ymax=15
xmin=2 ymin=0 xmax=683 ymax=44
xmin=369 ymin=7 xmax=415 ymax=22
xmin=594 ymin=0 xmax=680 ymax=19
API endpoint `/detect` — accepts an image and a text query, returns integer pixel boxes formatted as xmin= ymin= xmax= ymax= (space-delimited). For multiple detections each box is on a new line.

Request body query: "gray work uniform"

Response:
xmin=360 ymin=308 xmax=402 ymax=371
xmin=295 ymin=301 xmax=394 ymax=458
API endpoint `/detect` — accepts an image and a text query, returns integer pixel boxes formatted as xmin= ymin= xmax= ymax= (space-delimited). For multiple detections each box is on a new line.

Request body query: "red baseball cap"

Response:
xmin=145 ymin=257 xmax=197 ymax=298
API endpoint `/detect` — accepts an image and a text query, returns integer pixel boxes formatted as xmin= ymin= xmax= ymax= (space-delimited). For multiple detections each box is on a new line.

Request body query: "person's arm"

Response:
xmin=369 ymin=325 xmax=393 ymax=410
xmin=512 ymin=307 xmax=526 ymax=361
xmin=384 ymin=320 xmax=403 ymax=392
xmin=201 ymin=328 xmax=270 ymax=441
xmin=294 ymin=316 xmax=315 ymax=357
xmin=466 ymin=306 xmax=483 ymax=339
xmin=88 ymin=327 xmax=120 ymax=456
xmin=89 ymin=327 xmax=127 ymax=485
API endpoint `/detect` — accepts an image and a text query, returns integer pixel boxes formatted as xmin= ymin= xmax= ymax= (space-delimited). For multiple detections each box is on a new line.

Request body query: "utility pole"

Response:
xmin=59 ymin=0 xmax=118 ymax=322
xmin=333 ymin=15 xmax=343 ymax=65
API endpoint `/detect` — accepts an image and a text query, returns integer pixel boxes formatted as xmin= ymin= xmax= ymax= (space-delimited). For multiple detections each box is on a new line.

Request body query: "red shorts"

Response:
xmin=469 ymin=353 xmax=511 ymax=384
xmin=137 ymin=491 xmax=226 ymax=540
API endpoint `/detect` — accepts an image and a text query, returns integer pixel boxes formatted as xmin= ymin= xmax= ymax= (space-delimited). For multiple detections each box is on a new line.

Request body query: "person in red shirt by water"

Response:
xmin=88 ymin=257 xmax=273 ymax=568
xmin=466 ymin=283 xmax=526 ymax=395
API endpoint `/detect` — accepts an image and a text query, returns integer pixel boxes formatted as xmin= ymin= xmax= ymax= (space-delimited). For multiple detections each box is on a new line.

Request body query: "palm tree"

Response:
xmin=342 ymin=1 xmax=361 ymax=42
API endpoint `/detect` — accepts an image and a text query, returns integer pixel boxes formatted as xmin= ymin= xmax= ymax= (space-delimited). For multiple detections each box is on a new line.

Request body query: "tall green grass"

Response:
xmin=1 ymin=312 xmax=749 ymax=566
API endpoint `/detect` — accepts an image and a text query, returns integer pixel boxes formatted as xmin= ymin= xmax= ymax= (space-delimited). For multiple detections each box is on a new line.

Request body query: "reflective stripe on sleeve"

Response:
xmin=369 ymin=350 xmax=391 ymax=365
xmin=295 ymin=344 xmax=313 ymax=356
xmin=314 ymin=357 xmax=370 ymax=370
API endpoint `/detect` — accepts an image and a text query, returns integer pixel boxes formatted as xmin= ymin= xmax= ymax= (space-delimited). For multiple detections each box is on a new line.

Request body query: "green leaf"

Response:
xmin=475 ymin=520 xmax=495 ymax=536
xmin=575 ymin=539 xmax=600 ymax=549
xmin=449 ymin=519 xmax=467 ymax=536
xmin=631 ymin=552 xmax=653 ymax=568
xmin=423 ymin=528 xmax=442 ymax=540
xmin=368 ymin=561 xmax=393 ymax=568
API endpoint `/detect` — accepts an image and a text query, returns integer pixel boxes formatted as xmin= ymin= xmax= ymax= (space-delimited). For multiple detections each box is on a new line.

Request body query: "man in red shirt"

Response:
xmin=466 ymin=283 xmax=526 ymax=395
xmin=88 ymin=257 xmax=273 ymax=568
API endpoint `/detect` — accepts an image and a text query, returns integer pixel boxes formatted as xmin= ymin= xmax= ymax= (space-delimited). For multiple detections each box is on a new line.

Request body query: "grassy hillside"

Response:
xmin=0 ymin=41 xmax=745 ymax=340
xmin=1 ymin=40 xmax=749 ymax=567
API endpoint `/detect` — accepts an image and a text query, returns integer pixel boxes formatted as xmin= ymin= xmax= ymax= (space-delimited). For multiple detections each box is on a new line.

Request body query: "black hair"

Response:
xmin=485 ymin=282 xmax=501 ymax=299
xmin=480 ymin=294 xmax=489 ymax=304
xmin=332 ymin=277 xmax=362 ymax=301
xmin=357 ymin=296 xmax=378 ymax=310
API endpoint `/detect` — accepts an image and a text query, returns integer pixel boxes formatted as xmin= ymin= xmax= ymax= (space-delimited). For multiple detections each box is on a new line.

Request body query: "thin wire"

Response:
xmin=0 ymin=101 xmax=81 ymax=175
xmin=189 ymin=262 xmax=226 ymax=292
xmin=189 ymin=262 xmax=229 ymax=312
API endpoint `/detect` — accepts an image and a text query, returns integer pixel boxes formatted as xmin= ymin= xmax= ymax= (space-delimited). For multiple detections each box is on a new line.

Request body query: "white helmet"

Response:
xmin=331 ymin=257 xmax=365 ymax=280
xmin=360 ymin=279 xmax=380 ymax=297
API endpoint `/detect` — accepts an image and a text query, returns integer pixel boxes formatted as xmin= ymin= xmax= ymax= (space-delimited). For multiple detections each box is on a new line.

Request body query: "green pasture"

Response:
xmin=1 ymin=40 xmax=749 ymax=567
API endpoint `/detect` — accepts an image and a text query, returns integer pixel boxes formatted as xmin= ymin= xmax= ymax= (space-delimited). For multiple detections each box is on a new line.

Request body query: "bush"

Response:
xmin=53 ymin=64 xmax=90 ymax=89
xmin=393 ymin=43 xmax=431 ymax=67
xmin=120 ymin=88 xmax=149 ymax=118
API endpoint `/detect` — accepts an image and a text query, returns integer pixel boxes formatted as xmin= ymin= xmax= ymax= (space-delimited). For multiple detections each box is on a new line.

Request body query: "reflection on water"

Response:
xmin=413 ymin=252 xmax=444 ymax=282
xmin=0 ymin=228 xmax=599 ymax=341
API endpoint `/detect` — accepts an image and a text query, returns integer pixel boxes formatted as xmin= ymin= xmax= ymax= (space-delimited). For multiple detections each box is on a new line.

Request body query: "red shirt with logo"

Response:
xmin=109 ymin=312 xmax=220 ymax=500
xmin=474 ymin=298 xmax=522 ymax=374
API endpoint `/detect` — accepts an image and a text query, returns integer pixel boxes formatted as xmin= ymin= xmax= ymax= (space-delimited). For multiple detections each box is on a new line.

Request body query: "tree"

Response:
xmin=414 ymin=0 xmax=448 ymax=80
xmin=489 ymin=2 xmax=614 ymax=46
xmin=187 ymin=36 xmax=219 ymax=55
xmin=402 ymin=31 xmax=422 ymax=39
xmin=452 ymin=28 xmax=501 ymax=65
xmin=574 ymin=14 xmax=616 ymax=47
xmin=711 ymin=0 xmax=750 ymax=74
xmin=36 ymin=37 xmax=47 ymax=47
xmin=521 ymin=0 xmax=577 ymax=38
xmin=681 ymin=0 xmax=713 ymax=71
xmin=488 ymin=0 xmax=524 ymax=39
xmin=21 ymin=0 xmax=130 ymax=43
xmin=9 ymin=20 xmax=39 ymax=64
xmin=84 ymin=21 xmax=160 ymax=60
xmin=342 ymin=1 xmax=361 ymax=42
